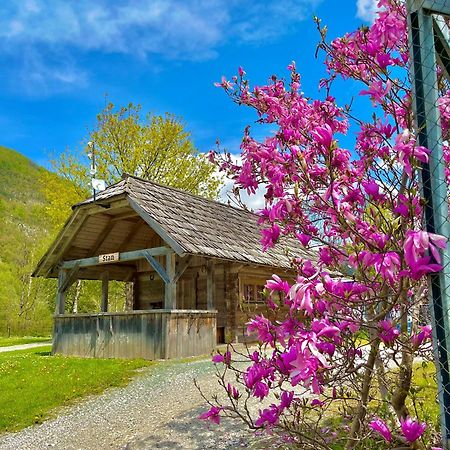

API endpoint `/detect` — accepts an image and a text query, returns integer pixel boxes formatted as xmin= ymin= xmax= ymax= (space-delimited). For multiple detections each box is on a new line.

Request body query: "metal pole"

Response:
xmin=407 ymin=2 xmax=450 ymax=447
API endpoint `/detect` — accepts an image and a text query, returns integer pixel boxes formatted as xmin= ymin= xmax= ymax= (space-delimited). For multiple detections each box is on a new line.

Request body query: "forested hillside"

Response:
xmin=0 ymin=146 xmax=55 ymax=335
xmin=0 ymin=146 xmax=150 ymax=336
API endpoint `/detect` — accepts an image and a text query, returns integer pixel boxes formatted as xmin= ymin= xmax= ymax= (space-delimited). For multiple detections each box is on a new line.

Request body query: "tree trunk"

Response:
xmin=125 ymin=282 xmax=134 ymax=311
xmin=345 ymin=338 xmax=380 ymax=449
xmin=72 ymin=280 xmax=81 ymax=313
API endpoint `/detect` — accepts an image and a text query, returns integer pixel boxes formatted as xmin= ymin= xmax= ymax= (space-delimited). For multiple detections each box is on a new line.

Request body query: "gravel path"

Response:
xmin=0 ymin=357 xmax=254 ymax=450
xmin=0 ymin=342 xmax=51 ymax=353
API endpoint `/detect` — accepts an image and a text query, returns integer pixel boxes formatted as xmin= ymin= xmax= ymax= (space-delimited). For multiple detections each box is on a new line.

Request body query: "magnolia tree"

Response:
xmin=201 ymin=1 xmax=450 ymax=449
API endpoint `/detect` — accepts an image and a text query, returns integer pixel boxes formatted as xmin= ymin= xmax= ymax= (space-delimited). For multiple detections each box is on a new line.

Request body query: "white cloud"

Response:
xmin=219 ymin=176 xmax=267 ymax=211
xmin=356 ymin=0 xmax=379 ymax=23
xmin=0 ymin=0 xmax=321 ymax=92
xmin=217 ymin=153 xmax=266 ymax=211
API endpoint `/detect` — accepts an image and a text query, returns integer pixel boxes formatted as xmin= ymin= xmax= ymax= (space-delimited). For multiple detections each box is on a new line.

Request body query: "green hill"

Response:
xmin=0 ymin=146 xmax=54 ymax=336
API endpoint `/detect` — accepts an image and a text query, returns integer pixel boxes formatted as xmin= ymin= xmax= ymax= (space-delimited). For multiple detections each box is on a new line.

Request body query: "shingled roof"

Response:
xmin=72 ymin=174 xmax=309 ymax=269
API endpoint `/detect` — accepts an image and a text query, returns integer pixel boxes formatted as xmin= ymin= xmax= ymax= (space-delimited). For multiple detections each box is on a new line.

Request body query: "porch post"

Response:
xmin=101 ymin=271 xmax=109 ymax=312
xmin=206 ymin=259 xmax=215 ymax=310
xmin=164 ymin=252 xmax=176 ymax=309
xmin=56 ymin=270 xmax=67 ymax=315
xmin=224 ymin=264 xmax=239 ymax=343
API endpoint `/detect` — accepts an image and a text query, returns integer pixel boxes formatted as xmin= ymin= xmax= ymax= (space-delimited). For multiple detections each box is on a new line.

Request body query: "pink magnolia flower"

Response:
xmin=247 ymin=315 xmax=275 ymax=344
xmin=211 ymin=353 xmax=224 ymax=364
xmin=261 ymin=224 xmax=281 ymax=251
xmin=403 ymin=230 xmax=446 ymax=279
xmin=394 ymin=134 xmax=430 ymax=178
xmin=253 ymin=381 xmax=270 ymax=400
xmin=369 ymin=418 xmax=392 ymax=442
xmin=289 ymin=282 xmax=314 ymax=315
xmin=199 ymin=406 xmax=223 ymax=425
xmin=214 ymin=75 xmax=234 ymax=90
xmin=411 ymin=324 xmax=433 ymax=347
xmin=296 ymin=232 xmax=311 ymax=246
xmin=255 ymin=405 xmax=279 ymax=427
xmin=318 ymin=247 xmax=334 ymax=266
xmin=226 ymin=383 xmax=239 ymax=399
xmin=279 ymin=391 xmax=294 ymax=409
xmin=212 ymin=351 xmax=231 ymax=365
xmin=362 ymin=180 xmax=384 ymax=201
xmin=311 ymin=399 xmax=325 ymax=407
xmin=360 ymin=80 xmax=392 ymax=105
xmin=266 ymin=274 xmax=290 ymax=295
xmin=400 ymin=416 xmax=427 ymax=443
xmin=378 ymin=319 xmax=400 ymax=345
xmin=374 ymin=251 xmax=401 ymax=284
xmin=311 ymin=124 xmax=333 ymax=149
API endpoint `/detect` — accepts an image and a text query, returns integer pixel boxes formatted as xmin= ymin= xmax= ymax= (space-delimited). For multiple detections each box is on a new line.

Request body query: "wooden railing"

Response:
xmin=53 ymin=310 xmax=217 ymax=360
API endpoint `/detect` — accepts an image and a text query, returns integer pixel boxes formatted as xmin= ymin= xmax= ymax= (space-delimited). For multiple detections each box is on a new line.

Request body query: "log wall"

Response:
xmin=53 ymin=310 xmax=217 ymax=360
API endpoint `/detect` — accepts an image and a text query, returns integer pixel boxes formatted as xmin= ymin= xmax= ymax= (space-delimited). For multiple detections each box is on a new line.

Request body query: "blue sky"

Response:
xmin=0 ymin=0 xmax=377 ymax=171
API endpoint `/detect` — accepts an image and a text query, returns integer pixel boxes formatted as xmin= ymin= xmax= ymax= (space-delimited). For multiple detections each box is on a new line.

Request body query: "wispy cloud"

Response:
xmin=218 ymin=153 xmax=266 ymax=211
xmin=0 ymin=0 xmax=321 ymax=93
xmin=356 ymin=0 xmax=379 ymax=23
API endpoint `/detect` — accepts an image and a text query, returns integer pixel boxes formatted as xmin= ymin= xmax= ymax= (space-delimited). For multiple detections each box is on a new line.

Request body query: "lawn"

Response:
xmin=328 ymin=361 xmax=439 ymax=449
xmin=0 ymin=346 xmax=152 ymax=432
xmin=0 ymin=336 xmax=51 ymax=347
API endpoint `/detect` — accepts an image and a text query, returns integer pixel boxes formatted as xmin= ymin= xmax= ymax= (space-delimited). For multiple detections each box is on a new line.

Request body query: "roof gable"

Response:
xmin=35 ymin=175 xmax=313 ymax=277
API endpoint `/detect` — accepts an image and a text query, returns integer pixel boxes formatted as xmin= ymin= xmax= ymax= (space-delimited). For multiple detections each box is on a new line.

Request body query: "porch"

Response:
xmin=33 ymin=177 xmax=297 ymax=360
xmin=53 ymin=310 xmax=217 ymax=360
xmin=53 ymin=245 xmax=220 ymax=359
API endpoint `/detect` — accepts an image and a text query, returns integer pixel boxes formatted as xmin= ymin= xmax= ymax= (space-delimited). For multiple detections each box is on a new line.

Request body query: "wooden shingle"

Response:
xmin=74 ymin=174 xmax=313 ymax=269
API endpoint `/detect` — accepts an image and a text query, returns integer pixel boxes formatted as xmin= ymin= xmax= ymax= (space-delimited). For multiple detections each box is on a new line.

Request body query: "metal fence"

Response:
xmin=407 ymin=1 xmax=450 ymax=447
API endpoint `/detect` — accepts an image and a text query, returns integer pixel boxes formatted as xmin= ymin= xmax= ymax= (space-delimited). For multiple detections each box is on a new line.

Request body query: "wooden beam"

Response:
xmin=61 ymin=246 xmax=171 ymax=269
xmin=143 ymin=251 xmax=170 ymax=284
xmin=173 ymin=255 xmax=192 ymax=284
xmin=165 ymin=252 xmax=177 ymax=309
xmin=37 ymin=198 xmax=130 ymax=278
xmin=89 ymin=221 xmax=116 ymax=256
xmin=101 ymin=271 xmax=109 ymax=312
xmin=118 ymin=220 xmax=143 ymax=252
xmin=111 ymin=211 xmax=139 ymax=222
xmin=206 ymin=259 xmax=215 ymax=310
xmin=55 ymin=270 xmax=67 ymax=315
xmin=59 ymin=262 xmax=80 ymax=293
xmin=39 ymin=209 xmax=87 ymax=277
xmin=127 ymin=198 xmax=186 ymax=256
xmin=82 ymin=198 xmax=129 ymax=216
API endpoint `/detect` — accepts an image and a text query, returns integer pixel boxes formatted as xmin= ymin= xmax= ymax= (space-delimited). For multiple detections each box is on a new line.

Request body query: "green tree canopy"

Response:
xmin=54 ymin=102 xmax=221 ymax=207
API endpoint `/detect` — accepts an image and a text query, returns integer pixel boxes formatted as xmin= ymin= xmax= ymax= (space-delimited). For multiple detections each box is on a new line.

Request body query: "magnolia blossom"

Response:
xmin=199 ymin=406 xmax=223 ymax=425
xmin=211 ymin=351 xmax=231 ymax=365
xmin=403 ymin=230 xmax=446 ymax=279
xmin=369 ymin=418 xmax=392 ymax=442
xmin=378 ymin=319 xmax=400 ymax=345
xmin=411 ymin=324 xmax=433 ymax=348
xmin=202 ymin=1 xmax=447 ymax=446
xmin=400 ymin=416 xmax=427 ymax=443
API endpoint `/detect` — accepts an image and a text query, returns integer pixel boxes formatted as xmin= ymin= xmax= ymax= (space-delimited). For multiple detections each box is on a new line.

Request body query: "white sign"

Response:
xmin=99 ymin=252 xmax=119 ymax=264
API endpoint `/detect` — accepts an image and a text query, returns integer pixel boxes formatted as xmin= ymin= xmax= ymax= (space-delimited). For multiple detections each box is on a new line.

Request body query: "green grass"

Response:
xmin=0 ymin=346 xmax=152 ymax=432
xmin=319 ymin=362 xmax=439 ymax=450
xmin=0 ymin=336 xmax=51 ymax=347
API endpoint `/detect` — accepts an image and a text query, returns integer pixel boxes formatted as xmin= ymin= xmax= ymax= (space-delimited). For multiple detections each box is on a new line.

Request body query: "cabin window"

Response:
xmin=242 ymin=283 xmax=266 ymax=304
xmin=240 ymin=276 xmax=285 ymax=306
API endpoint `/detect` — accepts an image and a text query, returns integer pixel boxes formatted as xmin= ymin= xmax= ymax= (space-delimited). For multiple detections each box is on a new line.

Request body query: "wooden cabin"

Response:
xmin=33 ymin=174 xmax=302 ymax=360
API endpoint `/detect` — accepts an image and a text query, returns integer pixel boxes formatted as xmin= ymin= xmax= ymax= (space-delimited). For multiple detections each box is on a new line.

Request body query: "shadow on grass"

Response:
xmin=35 ymin=351 xmax=52 ymax=357
xmin=124 ymin=404 xmax=252 ymax=450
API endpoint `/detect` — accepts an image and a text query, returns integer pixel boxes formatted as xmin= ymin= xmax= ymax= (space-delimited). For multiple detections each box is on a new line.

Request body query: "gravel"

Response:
xmin=0 ymin=357 xmax=254 ymax=450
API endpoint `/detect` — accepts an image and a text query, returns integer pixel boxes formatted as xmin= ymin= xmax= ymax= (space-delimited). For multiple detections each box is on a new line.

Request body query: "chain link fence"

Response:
xmin=407 ymin=1 xmax=450 ymax=447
